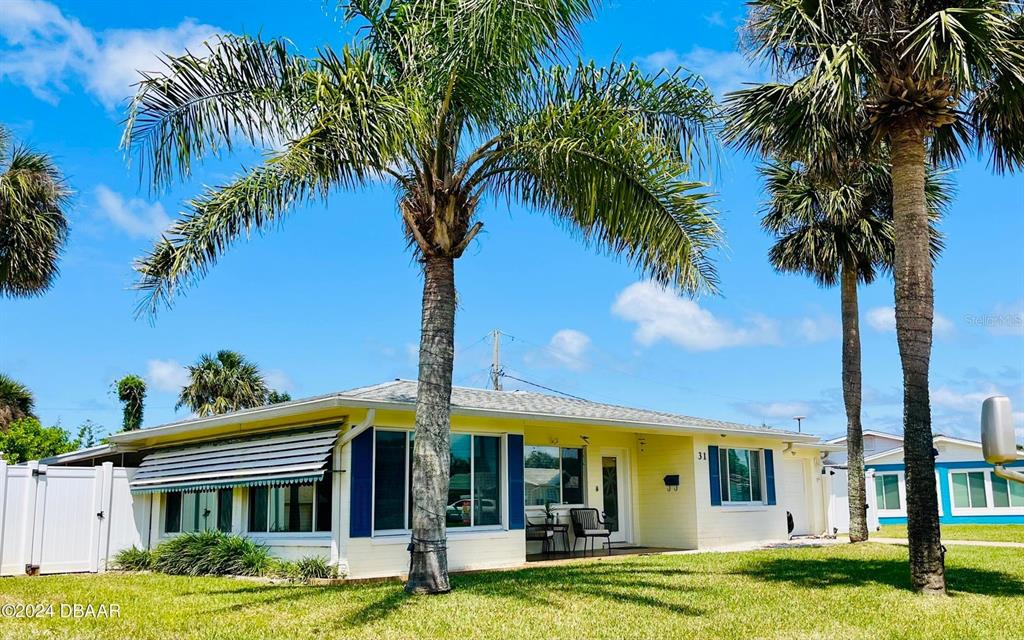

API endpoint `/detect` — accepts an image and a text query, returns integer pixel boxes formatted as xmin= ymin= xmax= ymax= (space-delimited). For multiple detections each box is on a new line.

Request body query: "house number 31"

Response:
xmin=697 ymin=452 xmax=707 ymax=461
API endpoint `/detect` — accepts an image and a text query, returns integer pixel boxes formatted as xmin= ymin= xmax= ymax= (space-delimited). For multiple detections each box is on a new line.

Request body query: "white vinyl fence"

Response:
xmin=824 ymin=466 xmax=880 ymax=535
xmin=0 ymin=461 xmax=149 ymax=576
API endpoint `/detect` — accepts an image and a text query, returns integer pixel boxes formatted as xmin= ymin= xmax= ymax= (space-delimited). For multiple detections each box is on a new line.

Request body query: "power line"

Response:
xmin=498 ymin=371 xmax=590 ymax=402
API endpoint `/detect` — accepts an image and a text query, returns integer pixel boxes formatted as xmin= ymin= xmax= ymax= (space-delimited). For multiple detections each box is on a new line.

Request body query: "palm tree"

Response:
xmin=0 ymin=373 xmax=35 ymax=430
xmin=724 ymin=0 xmax=1024 ymax=594
xmin=266 ymin=390 xmax=291 ymax=404
xmin=0 ymin=125 xmax=72 ymax=297
xmin=177 ymin=350 xmax=271 ymax=417
xmin=115 ymin=374 xmax=147 ymax=431
xmin=122 ymin=1 xmax=721 ymax=594
xmin=760 ymin=155 xmax=948 ymax=543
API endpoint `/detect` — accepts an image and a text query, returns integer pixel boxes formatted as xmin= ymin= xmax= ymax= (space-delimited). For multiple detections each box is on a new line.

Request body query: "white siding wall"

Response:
xmin=346 ymin=530 xmax=525 ymax=579
xmin=691 ymin=435 xmax=825 ymax=548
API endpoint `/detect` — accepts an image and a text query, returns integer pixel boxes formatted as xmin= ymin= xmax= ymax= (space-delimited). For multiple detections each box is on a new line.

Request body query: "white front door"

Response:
xmin=600 ymin=450 xmax=631 ymax=543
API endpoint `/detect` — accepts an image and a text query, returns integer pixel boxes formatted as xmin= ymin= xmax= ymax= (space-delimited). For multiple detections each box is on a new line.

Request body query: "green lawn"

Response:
xmin=877 ymin=524 xmax=1024 ymax=543
xmin=1 ymin=543 xmax=1022 ymax=640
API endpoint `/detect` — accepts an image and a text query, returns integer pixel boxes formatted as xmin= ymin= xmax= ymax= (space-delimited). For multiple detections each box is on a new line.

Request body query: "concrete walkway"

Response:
xmin=871 ymin=537 xmax=1024 ymax=548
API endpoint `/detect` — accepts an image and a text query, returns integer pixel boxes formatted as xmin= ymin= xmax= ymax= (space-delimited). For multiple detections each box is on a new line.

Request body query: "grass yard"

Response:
xmin=877 ymin=524 xmax=1024 ymax=543
xmin=1 ymin=543 xmax=1022 ymax=640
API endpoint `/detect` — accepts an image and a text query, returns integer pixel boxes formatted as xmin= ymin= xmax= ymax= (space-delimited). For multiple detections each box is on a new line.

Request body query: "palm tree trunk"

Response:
xmin=406 ymin=254 xmax=456 ymax=594
xmin=890 ymin=121 xmax=945 ymax=595
xmin=841 ymin=262 xmax=868 ymax=543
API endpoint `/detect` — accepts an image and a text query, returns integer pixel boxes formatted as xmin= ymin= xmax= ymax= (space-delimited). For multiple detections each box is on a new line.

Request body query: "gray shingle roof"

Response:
xmin=339 ymin=379 xmax=806 ymax=438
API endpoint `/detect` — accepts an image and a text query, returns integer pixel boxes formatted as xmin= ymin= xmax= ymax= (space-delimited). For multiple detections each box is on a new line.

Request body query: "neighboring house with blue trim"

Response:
xmin=31 ymin=380 xmax=838 ymax=579
xmin=827 ymin=430 xmax=1024 ymax=526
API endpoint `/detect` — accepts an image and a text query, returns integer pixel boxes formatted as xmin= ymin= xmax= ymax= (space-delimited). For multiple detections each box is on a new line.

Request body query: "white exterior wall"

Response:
xmin=691 ymin=435 xmax=826 ymax=548
xmin=347 ymin=530 xmax=525 ymax=579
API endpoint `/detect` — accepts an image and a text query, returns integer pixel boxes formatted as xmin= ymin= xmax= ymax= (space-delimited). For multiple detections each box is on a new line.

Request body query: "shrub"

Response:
xmin=112 ymin=546 xmax=153 ymax=571
xmin=295 ymin=555 xmax=336 ymax=581
xmin=152 ymin=531 xmax=269 ymax=577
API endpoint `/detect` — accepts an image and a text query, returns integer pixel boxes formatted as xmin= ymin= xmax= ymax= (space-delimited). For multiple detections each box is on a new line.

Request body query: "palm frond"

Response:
xmin=122 ymin=35 xmax=316 ymax=190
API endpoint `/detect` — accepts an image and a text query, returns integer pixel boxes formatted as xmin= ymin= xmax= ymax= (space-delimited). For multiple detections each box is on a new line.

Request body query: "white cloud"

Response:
xmin=703 ymin=11 xmax=726 ymax=27
xmin=263 ymin=369 xmax=293 ymax=392
xmin=640 ymin=47 xmax=765 ymax=96
xmin=798 ymin=315 xmax=841 ymax=343
xmin=866 ymin=306 xmax=954 ymax=337
xmin=545 ymin=329 xmax=591 ymax=371
xmin=739 ymin=402 xmax=812 ymax=420
xmin=146 ymin=359 xmax=189 ymax=392
xmin=95 ymin=185 xmax=171 ymax=239
xmin=612 ymin=281 xmax=780 ymax=351
xmin=931 ymin=385 xmax=1003 ymax=413
xmin=0 ymin=0 xmax=220 ymax=108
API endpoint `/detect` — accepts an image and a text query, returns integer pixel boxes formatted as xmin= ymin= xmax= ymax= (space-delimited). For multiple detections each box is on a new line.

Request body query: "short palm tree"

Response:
xmin=115 ymin=374 xmax=147 ymax=431
xmin=724 ymin=0 xmax=1024 ymax=594
xmin=177 ymin=350 xmax=271 ymax=417
xmin=0 ymin=373 xmax=35 ymax=430
xmin=760 ymin=154 xmax=948 ymax=544
xmin=0 ymin=126 xmax=71 ymax=298
xmin=122 ymin=1 xmax=721 ymax=594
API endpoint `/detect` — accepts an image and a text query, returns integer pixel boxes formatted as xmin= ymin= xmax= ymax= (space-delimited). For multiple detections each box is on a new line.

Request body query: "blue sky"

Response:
xmin=2 ymin=0 xmax=1022 ymax=442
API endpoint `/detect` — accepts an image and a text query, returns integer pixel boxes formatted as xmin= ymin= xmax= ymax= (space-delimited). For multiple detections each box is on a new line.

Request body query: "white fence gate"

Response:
xmin=824 ymin=466 xmax=880 ymax=535
xmin=0 ymin=461 xmax=149 ymax=576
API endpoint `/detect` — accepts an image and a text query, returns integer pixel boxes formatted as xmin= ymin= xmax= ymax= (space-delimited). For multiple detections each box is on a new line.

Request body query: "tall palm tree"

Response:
xmin=0 ymin=373 xmax=35 ymax=430
xmin=724 ymin=0 xmax=1024 ymax=594
xmin=760 ymin=156 xmax=948 ymax=543
xmin=177 ymin=350 xmax=271 ymax=417
xmin=115 ymin=374 xmax=147 ymax=431
xmin=122 ymin=1 xmax=721 ymax=594
xmin=0 ymin=126 xmax=71 ymax=297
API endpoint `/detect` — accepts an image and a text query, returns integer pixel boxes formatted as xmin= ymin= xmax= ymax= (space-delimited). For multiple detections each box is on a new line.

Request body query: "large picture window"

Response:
xmin=717 ymin=448 xmax=763 ymax=504
xmin=874 ymin=474 xmax=901 ymax=511
xmin=164 ymin=489 xmax=232 ymax=534
xmin=247 ymin=476 xmax=332 ymax=533
xmin=524 ymin=446 xmax=584 ymax=506
xmin=992 ymin=474 xmax=1024 ymax=508
xmin=373 ymin=430 xmax=502 ymax=532
xmin=951 ymin=471 xmax=988 ymax=509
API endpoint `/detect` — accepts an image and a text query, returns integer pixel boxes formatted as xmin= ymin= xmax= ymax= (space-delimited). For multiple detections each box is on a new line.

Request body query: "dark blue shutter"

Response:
xmin=507 ymin=434 xmax=525 ymax=530
xmin=708 ymin=445 xmax=721 ymax=506
xmin=764 ymin=448 xmax=777 ymax=505
xmin=349 ymin=427 xmax=374 ymax=537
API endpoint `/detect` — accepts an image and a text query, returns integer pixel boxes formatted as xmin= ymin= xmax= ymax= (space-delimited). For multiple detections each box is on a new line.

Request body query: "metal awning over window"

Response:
xmin=130 ymin=426 xmax=340 ymax=494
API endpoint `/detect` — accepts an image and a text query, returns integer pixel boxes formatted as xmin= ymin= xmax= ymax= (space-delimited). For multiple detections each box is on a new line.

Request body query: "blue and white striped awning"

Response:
xmin=131 ymin=426 xmax=340 ymax=494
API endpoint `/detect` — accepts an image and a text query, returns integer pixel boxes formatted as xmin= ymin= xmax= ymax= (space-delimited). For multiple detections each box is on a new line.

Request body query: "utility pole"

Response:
xmin=490 ymin=329 xmax=502 ymax=391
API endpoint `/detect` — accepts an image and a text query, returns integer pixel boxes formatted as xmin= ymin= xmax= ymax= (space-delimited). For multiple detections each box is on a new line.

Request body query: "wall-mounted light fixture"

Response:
xmin=580 ymin=435 xmax=590 ymax=446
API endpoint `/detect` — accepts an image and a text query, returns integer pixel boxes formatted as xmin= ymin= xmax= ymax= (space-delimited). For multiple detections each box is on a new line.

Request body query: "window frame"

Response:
xmin=948 ymin=468 xmax=1024 ymax=516
xmin=162 ymin=489 xmax=232 ymax=535
xmin=873 ymin=472 xmax=904 ymax=515
xmin=245 ymin=477 xmax=333 ymax=535
xmin=523 ymin=444 xmax=587 ymax=508
xmin=717 ymin=447 xmax=766 ymax=506
xmin=371 ymin=428 xmax=506 ymax=536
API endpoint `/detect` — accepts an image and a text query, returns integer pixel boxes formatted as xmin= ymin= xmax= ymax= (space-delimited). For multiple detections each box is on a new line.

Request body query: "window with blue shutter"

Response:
xmin=709 ymin=445 xmax=721 ymax=506
xmin=764 ymin=448 xmax=776 ymax=505
xmin=349 ymin=428 xmax=374 ymax=537
xmin=507 ymin=434 xmax=525 ymax=529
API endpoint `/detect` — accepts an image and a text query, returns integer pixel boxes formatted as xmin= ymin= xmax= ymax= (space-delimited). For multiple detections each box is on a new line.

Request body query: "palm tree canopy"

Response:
xmin=123 ymin=0 xmax=722 ymax=313
xmin=176 ymin=350 xmax=271 ymax=417
xmin=722 ymin=0 xmax=1024 ymax=172
xmin=116 ymin=374 xmax=147 ymax=431
xmin=761 ymin=155 xmax=950 ymax=287
xmin=0 ymin=373 xmax=36 ymax=429
xmin=0 ymin=126 xmax=72 ymax=298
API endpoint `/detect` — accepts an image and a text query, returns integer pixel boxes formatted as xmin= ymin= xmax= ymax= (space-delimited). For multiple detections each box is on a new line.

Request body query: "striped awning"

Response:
xmin=131 ymin=426 xmax=340 ymax=494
